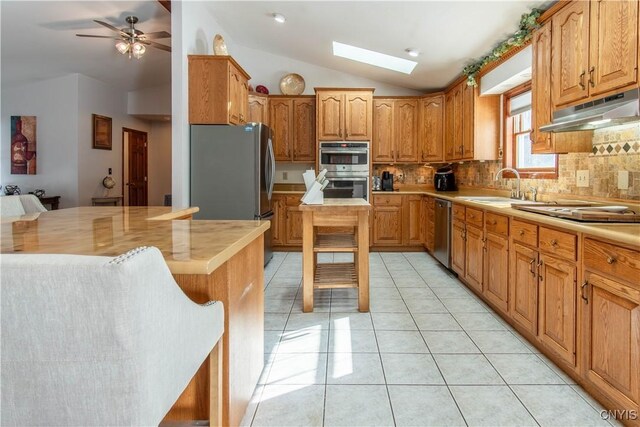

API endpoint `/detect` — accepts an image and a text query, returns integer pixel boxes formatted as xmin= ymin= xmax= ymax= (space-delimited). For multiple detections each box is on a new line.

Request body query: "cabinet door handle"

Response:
xmin=519 ymin=230 xmax=525 ymax=237
xmin=529 ymin=258 xmax=536 ymax=277
xmin=588 ymin=66 xmax=595 ymax=88
xmin=581 ymin=281 xmax=589 ymax=304
xmin=550 ymin=239 xmax=558 ymax=247
xmin=606 ymin=256 xmax=616 ymax=264
xmin=579 ymin=70 xmax=586 ymax=90
xmin=489 ymin=220 xmax=497 ymax=225
xmin=537 ymin=260 xmax=544 ymax=281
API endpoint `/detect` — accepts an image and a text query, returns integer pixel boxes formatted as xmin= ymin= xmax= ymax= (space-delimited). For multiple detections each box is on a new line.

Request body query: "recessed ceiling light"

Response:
xmin=333 ymin=41 xmax=417 ymax=74
xmin=405 ymin=48 xmax=420 ymax=58
xmin=272 ymin=13 xmax=286 ymax=23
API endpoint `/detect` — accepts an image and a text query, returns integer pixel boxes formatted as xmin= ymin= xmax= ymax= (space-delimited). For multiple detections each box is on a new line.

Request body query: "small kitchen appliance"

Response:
xmin=318 ymin=141 xmax=370 ymax=201
xmin=434 ymin=166 xmax=456 ymax=191
xmin=381 ymin=171 xmax=394 ymax=191
xmin=372 ymin=176 xmax=381 ymax=191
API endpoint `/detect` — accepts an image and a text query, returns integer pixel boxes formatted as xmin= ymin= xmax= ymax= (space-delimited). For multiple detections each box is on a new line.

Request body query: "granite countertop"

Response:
xmin=1 ymin=206 xmax=270 ymax=275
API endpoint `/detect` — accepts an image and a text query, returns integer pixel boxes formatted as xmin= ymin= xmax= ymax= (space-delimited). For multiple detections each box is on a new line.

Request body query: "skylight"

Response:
xmin=332 ymin=41 xmax=417 ymax=74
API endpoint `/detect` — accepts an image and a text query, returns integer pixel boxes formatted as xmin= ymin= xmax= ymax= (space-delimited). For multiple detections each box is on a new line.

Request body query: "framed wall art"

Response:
xmin=11 ymin=115 xmax=37 ymax=174
xmin=92 ymin=114 xmax=112 ymax=150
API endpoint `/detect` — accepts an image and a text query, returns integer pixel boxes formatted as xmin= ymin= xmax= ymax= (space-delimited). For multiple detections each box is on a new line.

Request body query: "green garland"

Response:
xmin=463 ymin=8 xmax=544 ymax=86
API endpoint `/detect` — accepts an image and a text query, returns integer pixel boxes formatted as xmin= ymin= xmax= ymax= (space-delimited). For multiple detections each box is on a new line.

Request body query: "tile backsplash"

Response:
xmin=373 ymin=123 xmax=640 ymax=201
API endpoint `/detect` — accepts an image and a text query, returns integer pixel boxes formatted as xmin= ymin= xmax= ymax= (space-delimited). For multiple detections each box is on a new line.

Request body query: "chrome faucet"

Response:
xmin=495 ymin=167 xmax=522 ymax=199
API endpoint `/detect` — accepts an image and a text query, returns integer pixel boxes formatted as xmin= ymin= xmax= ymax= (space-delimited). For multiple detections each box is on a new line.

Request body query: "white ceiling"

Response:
xmin=1 ymin=1 xmax=548 ymax=93
xmin=1 ymin=1 xmax=171 ymax=91
xmin=208 ymin=1 xmax=548 ymax=91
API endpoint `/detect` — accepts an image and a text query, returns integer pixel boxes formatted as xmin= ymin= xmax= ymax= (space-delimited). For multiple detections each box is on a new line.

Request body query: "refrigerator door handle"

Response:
xmin=267 ymin=137 xmax=276 ymax=200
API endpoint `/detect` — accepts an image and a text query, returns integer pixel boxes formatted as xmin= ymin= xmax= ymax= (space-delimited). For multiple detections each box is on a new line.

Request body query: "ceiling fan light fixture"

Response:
xmin=115 ymin=40 xmax=129 ymax=54
xmin=132 ymin=42 xmax=146 ymax=59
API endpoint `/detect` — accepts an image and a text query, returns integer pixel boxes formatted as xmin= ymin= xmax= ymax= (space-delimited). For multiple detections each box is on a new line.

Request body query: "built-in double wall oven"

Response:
xmin=318 ymin=142 xmax=369 ymax=201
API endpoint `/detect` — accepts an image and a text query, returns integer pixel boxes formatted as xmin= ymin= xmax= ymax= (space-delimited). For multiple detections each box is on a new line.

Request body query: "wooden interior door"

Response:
xmin=127 ymin=129 xmax=148 ymax=206
xmin=510 ymin=243 xmax=539 ymax=335
xmin=589 ymin=0 xmax=639 ymax=96
xmin=583 ymin=271 xmax=640 ymax=411
xmin=538 ymin=253 xmax=577 ymax=366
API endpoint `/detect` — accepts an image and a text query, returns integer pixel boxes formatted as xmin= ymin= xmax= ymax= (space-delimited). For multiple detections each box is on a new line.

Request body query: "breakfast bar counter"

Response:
xmin=1 ymin=206 xmax=270 ymax=426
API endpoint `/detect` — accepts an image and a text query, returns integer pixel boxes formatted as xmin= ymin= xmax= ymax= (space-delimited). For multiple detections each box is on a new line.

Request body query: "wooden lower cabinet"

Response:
xmin=423 ymin=197 xmax=435 ymax=252
xmin=464 ymin=224 xmax=484 ymax=293
xmin=483 ymin=232 xmax=509 ymax=314
xmin=538 ymin=253 xmax=577 ymax=367
xmin=406 ymin=195 xmax=423 ymax=245
xmin=271 ymin=196 xmax=285 ymax=246
xmin=510 ymin=243 xmax=539 ymax=335
xmin=373 ymin=205 xmax=403 ymax=246
xmin=451 ymin=220 xmax=466 ymax=276
xmin=285 ymin=207 xmax=303 ymax=246
xmin=582 ymin=271 xmax=640 ymax=415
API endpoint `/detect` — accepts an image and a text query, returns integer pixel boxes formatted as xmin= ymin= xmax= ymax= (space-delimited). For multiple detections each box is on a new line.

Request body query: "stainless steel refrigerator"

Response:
xmin=190 ymin=123 xmax=276 ymax=264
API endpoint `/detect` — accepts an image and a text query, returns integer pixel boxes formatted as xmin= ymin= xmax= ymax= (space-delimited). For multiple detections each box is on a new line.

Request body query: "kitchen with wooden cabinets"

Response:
xmin=185 ymin=1 xmax=639 ymax=425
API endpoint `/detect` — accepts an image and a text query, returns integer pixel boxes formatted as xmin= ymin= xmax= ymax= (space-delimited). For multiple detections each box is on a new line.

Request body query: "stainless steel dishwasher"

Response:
xmin=433 ymin=198 xmax=452 ymax=268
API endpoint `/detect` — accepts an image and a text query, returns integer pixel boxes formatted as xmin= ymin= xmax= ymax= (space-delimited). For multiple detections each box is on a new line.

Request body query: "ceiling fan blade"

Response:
xmin=76 ymin=34 xmax=121 ymax=39
xmin=94 ymin=20 xmax=125 ymax=35
xmin=140 ymin=31 xmax=171 ymax=40
xmin=141 ymin=40 xmax=172 ymax=52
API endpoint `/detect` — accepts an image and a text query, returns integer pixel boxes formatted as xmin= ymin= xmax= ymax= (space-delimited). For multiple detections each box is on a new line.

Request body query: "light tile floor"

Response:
xmin=247 ymin=252 xmax=616 ymax=427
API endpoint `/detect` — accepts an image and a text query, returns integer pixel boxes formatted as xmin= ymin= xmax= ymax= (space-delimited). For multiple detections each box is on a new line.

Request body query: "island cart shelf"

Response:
xmin=299 ymin=198 xmax=371 ymax=312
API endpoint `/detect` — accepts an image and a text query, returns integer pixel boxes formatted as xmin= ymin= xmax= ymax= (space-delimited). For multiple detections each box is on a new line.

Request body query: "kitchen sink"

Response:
xmin=456 ymin=196 xmax=544 ymax=208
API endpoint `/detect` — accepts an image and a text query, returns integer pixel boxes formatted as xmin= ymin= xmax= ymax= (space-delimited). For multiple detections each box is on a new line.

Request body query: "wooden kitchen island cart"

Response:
xmin=300 ymin=198 xmax=371 ymax=312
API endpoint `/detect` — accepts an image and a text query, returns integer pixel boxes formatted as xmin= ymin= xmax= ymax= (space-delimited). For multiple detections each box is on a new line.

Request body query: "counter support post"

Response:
xmin=302 ymin=210 xmax=315 ymax=313
xmin=357 ymin=210 xmax=370 ymax=312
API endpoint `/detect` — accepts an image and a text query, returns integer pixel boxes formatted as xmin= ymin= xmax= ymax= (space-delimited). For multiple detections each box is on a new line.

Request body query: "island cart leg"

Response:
xmin=302 ymin=210 xmax=315 ymax=312
xmin=357 ymin=210 xmax=370 ymax=312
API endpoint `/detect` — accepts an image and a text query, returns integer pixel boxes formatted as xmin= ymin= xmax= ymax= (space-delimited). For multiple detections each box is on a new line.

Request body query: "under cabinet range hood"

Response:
xmin=540 ymin=88 xmax=640 ymax=132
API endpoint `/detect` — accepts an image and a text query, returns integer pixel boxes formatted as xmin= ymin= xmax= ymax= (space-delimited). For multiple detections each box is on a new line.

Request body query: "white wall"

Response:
xmin=1 ymin=74 xmax=80 ymax=208
xmin=148 ymin=121 xmax=172 ymax=206
xmin=171 ymin=2 xmax=422 ymax=207
xmin=76 ymin=74 xmax=151 ymax=206
xmin=128 ymin=84 xmax=171 ymax=116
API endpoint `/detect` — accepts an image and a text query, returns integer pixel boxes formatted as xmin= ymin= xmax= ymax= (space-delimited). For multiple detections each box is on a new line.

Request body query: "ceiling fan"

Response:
xmin=76 ymin=16 xmax=171 ymax=59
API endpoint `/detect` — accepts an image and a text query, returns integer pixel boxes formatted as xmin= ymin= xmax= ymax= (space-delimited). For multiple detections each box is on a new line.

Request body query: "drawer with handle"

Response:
xmin=539 ymin=226 xmax=576 ymax=260
xmin=584 ymin=238 xmax=640 ymax=285
xmin=485 ymin=212 xmax=509 ymax=237
xmin=511 ymin=220 xmax=538 ymax=245
xmin=465 ymin=207 xmax=484 ymax=228
xmin=453 ymin=204 xmax=466 ymax=222
xmin=373 ymin=194 xmax=403 ymax=206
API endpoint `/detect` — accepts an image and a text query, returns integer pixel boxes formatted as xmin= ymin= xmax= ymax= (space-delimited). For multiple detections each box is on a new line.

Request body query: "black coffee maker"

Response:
xmin=381 ymin=171 xmax=394 ymax=191
xmin=434 ymin=165 xmax=456 ymax=191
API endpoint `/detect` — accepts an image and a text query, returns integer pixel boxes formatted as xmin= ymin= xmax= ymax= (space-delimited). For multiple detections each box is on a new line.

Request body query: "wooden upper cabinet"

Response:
xmin=269 ymin=96 xmax=316 ymax=162
xmin=589 ymin=0 xmax=639 ymax=97
xmin=462 ymin=83 xmax=475 ymax=160
xmin=248 ymin=94 xmax=269 ymax=125
xmin=345 ymin=92 xmax=373 ymax=140
xmin=316 ymin=89 xmax=373 ymax=141
xmin=269 ymin=99 xmax=292 ymax=161
xmin=532 ymin=22 xmax=555 ymax=154
xmin=445 ymin=84 xmax=465 ymax=161
xmin=444 ymin=90 xmax=456 ymax=161
xmin=292 ymin=98 xmax=316 ymax=162
xmin=317 ymin=91 xmax=344 ymax=140
xmin=394 ymin=100 xmax=419 ymax=162
xmin=188 ymin=55 xmax=250 ymax=125
xmin=552 ymin=1 xmax=591 ymax=107
xmin=372 ymin=99 xmax=394 ymax=163
xmin=420 ymin=95 xmax=444 ymax=163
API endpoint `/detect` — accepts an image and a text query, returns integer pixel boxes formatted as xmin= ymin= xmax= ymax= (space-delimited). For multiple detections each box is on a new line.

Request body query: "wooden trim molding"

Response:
xmin=158 ymin=0 xmax=171 ymax=13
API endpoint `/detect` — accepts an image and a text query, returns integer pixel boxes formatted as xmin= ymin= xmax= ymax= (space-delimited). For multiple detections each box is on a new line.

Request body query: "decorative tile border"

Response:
xmin=592 ymin=141 xmax=640 ymax=156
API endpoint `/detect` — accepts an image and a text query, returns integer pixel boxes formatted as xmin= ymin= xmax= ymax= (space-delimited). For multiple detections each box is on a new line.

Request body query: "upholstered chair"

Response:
xmin=0 ymin=194 xmax=47 ymax=216
xmin=1 ymin=246 xmax=224 ymax=426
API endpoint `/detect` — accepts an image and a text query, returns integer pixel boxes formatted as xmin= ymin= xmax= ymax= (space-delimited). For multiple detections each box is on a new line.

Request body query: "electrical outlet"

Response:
xmin=282 ymin=171 xmax=288 ymax=181
xmin=618 ymin=170 xmax=629 ymax=190
xmin=576 ymin=170 xmax=589 ymax=188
